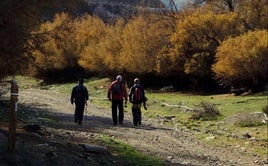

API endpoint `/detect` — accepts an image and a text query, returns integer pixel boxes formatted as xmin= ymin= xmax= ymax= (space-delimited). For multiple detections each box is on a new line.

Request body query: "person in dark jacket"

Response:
xmin=107 ymin=75 xmax=128 ymax=125
xmin=71 ymin=78 xmax=89 ymax=125
xmin=129 ymin=78 xmax=147 ymax=126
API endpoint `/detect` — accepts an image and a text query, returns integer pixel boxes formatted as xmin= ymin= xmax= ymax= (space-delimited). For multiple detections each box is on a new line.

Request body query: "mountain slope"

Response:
xmin=83 ymin=0 xmax=165 ymax=22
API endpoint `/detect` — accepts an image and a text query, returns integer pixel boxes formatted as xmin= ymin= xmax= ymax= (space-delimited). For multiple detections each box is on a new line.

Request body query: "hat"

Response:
xmin=134 ymin=78 xmax=140 ymax=84
xmin=116 ymin=75 xmax=122 ymax=82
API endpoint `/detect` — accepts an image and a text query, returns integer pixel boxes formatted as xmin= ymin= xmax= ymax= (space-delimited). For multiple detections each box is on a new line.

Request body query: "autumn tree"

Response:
xmin=79 ymin=14 xmax=172 ymax=76
xmin=0 ymin=0 xmax=90 ymax=80
xmin=212 ymin=30 xmax=268 ymax=91
xmin=120 ymin=14 xmax=171 ymax=75
xmin=235 ymin=0 xmax=268 ymax=31
xmin=96 ymin=19 xmax=125 ymax=73
xmin=77 ymin=15 xmax=108 ymax=73
xmin=193 ymin=0 xmax=268 ymax=30
xmin=170 ymin=10 xmax=243 ymax=79
xmin=29 ymin=13 xmax=74 ymax=78
xmin=0 ymin=1 xmax=41 ymax=79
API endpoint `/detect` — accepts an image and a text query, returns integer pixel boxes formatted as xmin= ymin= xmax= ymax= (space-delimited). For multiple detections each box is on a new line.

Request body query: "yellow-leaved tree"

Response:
xmin=77 ymin=15 xmax=107 ymax=73
xmin=120 ymin=14 xmax=170 ymax=74
xmin=212 ymin=30 xmax=268 ymax=90
xmin=30 ymin=13 xmax=74 ymax=75
xmin=96 ymin=19 xmax=125 ymax=73
xmin=233 ymin=0 xmax=268 ymax=31
xmin=170 ymin=10 xmax=243 ymax=78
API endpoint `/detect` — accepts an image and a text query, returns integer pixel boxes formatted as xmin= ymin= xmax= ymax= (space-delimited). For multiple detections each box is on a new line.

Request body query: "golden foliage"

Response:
xmin=30 ymin=13 xmax=75 ymax=74
xmin=235 ymin=0 xmax=268 ymax=30
xmin=24 ymin=0 xmax=267 ymax=89
xmin=78 ymin=16 xmax=113 ymax=72
xmin=120 ymin=15 xmax=170 ymax=74
xmin=213 ymin=30 xmax=268 ymax=85
xmin=170 ymin=9 xmax=244 ymax=77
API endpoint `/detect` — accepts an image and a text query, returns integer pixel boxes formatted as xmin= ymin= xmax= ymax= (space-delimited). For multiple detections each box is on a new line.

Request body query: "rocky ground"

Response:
xmin=0 ymin=87 xmax=267 ymax=166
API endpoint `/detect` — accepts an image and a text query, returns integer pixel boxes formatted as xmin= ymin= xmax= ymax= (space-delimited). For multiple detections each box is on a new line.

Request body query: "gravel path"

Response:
xmin=16 ymin=88 xmax=266 ymax=166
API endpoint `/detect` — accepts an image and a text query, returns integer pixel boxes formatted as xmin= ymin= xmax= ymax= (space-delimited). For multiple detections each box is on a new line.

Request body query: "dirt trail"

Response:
xmin=14 ymin=88 xmax=266 ymax=166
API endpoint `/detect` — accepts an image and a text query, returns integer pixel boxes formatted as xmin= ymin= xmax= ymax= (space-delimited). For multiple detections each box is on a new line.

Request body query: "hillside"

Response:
xmin=88 ymin=0 xmax=165 ymax=7
xmin=84 ymin=0 xmax=165 ymax=22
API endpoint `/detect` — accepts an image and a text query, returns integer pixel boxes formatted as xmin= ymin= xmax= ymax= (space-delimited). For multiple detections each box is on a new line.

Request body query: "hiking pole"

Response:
xmin=84 ymin=101 xmax=88 ymax=122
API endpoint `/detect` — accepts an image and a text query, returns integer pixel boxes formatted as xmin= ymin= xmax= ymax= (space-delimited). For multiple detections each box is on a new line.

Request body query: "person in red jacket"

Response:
xmin=107 ymin=75 xmax=128 ymax=125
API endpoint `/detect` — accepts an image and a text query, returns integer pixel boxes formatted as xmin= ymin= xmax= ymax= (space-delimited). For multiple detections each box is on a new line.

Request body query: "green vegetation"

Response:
xmin=46 ymin=76 xmax=267 ymax=126
xmin=46 ymin=76 xmax=267 ymax=123
xmin=97 ymin=134 xmax=165 ymax=166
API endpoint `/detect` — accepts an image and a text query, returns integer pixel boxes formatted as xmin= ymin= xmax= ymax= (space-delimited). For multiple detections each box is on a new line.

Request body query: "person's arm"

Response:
xmin=107 ymin=83 xmax=113 ymax=100
xmin=123 ymin=84 xmax=128 ymax=105
xmin=142 ymin=87 xmax=147 ymax=110
xmin=128 ymin=87 xmax=133 ymax=103
xmin=70 ymin=87 xmax=75 ymax=104
xmin=85 ymin=86 xmax=89 ymax=101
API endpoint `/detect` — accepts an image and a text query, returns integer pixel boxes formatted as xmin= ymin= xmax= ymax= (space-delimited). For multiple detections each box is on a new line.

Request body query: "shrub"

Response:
xmin=190 ymin=102 xmax=220 ymax=121
xmin=262 ymin=104 xmax=268 ymax=114
xmin=234 ymin=113 xmax=265 ymax=127
xmin=0 ymin=82 xmax=9 ymax=100
xmin=224 ymin=112 xmax=265 ymax=127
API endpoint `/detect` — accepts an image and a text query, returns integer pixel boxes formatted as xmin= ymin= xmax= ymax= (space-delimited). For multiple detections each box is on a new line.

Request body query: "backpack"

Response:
xmin=74 ymin=86 xmax=86 ymax=102
xmin=132 ymin=86 xmax=143 ymax=103
xmin=112 ymin=82 xmax=122 ymax=94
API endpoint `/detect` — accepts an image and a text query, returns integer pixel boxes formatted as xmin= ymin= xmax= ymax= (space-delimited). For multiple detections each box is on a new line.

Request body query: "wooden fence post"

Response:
xmin=8 ymin=80 xmax=18 ymax=152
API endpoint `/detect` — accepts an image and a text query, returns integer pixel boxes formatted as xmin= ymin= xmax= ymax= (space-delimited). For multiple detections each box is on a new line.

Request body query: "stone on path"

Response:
xmin=79 ymin=144 xmax=108 ymax=154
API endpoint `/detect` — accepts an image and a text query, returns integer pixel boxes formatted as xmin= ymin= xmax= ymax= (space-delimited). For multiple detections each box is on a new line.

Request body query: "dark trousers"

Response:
xmin=75 ymin=102 xmax=85 ymax=123
xmin=111 ymin=99 xmax=124 ymax=124
xmin=132 ymin=104 xmax=141 ymax=126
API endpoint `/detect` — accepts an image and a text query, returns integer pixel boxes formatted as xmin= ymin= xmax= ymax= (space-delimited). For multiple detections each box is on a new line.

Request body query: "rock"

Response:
xmin=167 ymin=156 xmax=173 ymax=160
xmin=242 ymin=133 xmax=251 ymax=139
xmin=23 ymin=124 xmax=41 ymax=132
xmin=45 ymin=151 xmax=57 ymax=158
xmin=206 ymin=136 xmax=216 ymax=140
xmin=34 ymin=143 xmax=49 ymax=147
xmin=159 ymin=86 xmax=174 ymax=92
xmin=79 ymin=144 xmax=108 ymax=154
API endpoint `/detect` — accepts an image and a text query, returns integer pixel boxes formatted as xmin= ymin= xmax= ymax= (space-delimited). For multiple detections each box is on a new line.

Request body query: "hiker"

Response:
xmin=129 ymin=78 xmax=147 ymax=126
xmin=107 ymin=75 xmax=128 ymax=125
xmin=70 ymin=78 xmax=89 ymax=125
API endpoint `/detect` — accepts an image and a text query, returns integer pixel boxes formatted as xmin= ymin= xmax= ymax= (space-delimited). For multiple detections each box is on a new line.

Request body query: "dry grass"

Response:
xmin=223 ymin=112 xmax=266 ymax=127
xmin=190 ymin=102 xmax=221 ymax=120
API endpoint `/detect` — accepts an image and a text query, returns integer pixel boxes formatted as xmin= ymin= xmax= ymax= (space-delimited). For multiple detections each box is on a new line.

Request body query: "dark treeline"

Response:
xmin=0 ymin=0 xmax=267 ymax=93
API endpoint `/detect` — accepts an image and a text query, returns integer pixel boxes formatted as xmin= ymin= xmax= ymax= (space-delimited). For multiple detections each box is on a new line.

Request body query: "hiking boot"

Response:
xmin=78 ymin=121 xmax=82 ymax=125
xmin=75 ymin=119 xmax=78 ymax=123
xmin=138 ymin=121 xmax=141 ymax=125
xmin=119 ymin=121 xmax=123 ymax=125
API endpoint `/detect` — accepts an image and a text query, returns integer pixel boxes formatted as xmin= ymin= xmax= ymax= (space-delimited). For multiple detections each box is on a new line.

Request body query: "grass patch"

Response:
xmin=97 ymin=134 xmax=165 ymax=166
